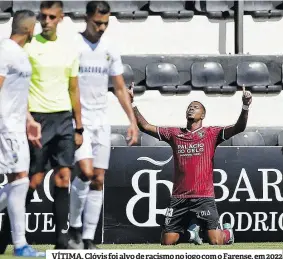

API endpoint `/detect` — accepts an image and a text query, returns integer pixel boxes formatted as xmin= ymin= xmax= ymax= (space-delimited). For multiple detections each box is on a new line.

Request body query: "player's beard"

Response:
xmin=41 ymin=29 xmax=50 ymax=38
xmin=87 ymin=27 xmax=104 ymax=42
xmin=97 ymin=31 xmax=104 ymax=38
xmin=41 ymin=25 xmax=57 ymax=39
xmin=91 ymin=32 xmax=103 ymax=42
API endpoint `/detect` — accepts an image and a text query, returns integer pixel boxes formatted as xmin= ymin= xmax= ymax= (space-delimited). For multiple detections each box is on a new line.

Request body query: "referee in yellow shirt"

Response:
xmin=27 ymin=1 xmax=82 ymax=249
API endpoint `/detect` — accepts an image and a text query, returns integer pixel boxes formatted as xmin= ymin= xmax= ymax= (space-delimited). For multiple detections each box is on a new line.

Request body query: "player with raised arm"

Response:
xmin=0 ymin=10 xmax=44 ymax=257
xmin=129 ymin=84 xmax=252 ymax=245
xmin=68 ymin=1 xmax=138 ymax=250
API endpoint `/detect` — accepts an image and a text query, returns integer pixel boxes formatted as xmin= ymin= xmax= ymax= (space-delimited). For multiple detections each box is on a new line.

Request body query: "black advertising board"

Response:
xmin=1 ymin=147 xmax=283 ymax=244
xmin=104 ymin=147 xmax=283 ymax=243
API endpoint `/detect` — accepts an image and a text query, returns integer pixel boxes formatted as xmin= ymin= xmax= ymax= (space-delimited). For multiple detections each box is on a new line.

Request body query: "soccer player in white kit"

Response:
xmin=68 ymin=1 xmax=138 ymax=249
xmin=0 ymin=10 xmax=44 ymax=257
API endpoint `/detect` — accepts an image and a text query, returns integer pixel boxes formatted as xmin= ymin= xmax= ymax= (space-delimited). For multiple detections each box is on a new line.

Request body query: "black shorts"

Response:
xmin=29 ymin=111 xmax=75 ymax=175
xmin=162 ymin=197 xmax=221 ymax=234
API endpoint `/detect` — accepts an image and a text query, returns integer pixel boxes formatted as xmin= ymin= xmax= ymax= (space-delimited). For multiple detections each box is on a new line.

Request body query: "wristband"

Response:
xmin=242 ymin=105 xmax=249 ymax=111
xmin=75 ymin=128 xmax=84 ymax=135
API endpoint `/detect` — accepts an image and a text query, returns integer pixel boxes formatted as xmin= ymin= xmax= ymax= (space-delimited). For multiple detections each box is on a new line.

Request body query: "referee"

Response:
xmin=26 ymin=1 xmax=83 ymax=249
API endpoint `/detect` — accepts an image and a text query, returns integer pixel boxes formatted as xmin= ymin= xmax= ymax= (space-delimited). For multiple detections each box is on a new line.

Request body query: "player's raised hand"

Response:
xmin=27 ymin=120 xmax=42 ymax=148
xmin=242 ymin=84 xmax=252 ymax=106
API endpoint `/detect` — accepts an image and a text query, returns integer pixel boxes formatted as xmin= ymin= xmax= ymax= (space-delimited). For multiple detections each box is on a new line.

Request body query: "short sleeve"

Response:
xmin=211 ymin=126 xmax=225 ymax=138
xmin=109 ymin=50 xmax=123 ymax=76
xmin=157 ymin=127 xmax=175 ymax=143
xmin=0 ymin=47 xmax=9 ymax=77
xmin=70 ymin=56 xmax=79 ymax=77
xmin=210 ymin=126 xmax=233 ymax=145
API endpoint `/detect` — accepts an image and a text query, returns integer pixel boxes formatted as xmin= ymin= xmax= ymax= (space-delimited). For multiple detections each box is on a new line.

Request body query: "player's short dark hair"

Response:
xmin=12 ymin=10 xmax=35 ymax=35
xmin=40 ymin=1 xmax=63 ymax=9
xmin=189 ymin=101 xmax=206 ymax=115
xmin=86 ymin=1 xmax=110 ymax=16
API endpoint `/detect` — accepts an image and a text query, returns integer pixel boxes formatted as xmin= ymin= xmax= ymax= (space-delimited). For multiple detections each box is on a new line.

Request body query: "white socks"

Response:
xmin=188 ymin=230 xmax=196 ymax=240
xmin=70 ymin=177 xmax=90 ymax=228
xmin=0 ymin=183 xmax=10 ymax=211
xmin=82 ymin=189 xmax=103 ymax=240
xmin=69 ymin=177 xmax=103 ymax=240
xmin=8 ymin=177 xmax=29 ymax=249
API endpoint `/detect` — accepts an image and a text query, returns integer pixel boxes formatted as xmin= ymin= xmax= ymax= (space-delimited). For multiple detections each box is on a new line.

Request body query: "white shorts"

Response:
xmin=0 ymin=132 xmax=30 ymax=174
xmin=75 ymin=125 xmax=111 ymax=169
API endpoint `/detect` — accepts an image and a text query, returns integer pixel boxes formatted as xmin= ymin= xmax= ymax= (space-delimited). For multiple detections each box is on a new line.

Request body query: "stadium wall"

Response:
xmin=103 ymin=15 xmax=283 ymax=128
xmin=1 ymin=16 xmax=283 ymax=55
xmin=1 ymin=147 xmax=283 ymax=244
xmin=2 ymin=17 xmax=283 ymax=127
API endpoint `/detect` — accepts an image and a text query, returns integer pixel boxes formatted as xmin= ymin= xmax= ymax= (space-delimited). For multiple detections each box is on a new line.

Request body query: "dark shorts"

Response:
xmin=162 ymin=197 xmax=221 ymax=234
xmin=29 ymin=111 xmax=75 ymax=175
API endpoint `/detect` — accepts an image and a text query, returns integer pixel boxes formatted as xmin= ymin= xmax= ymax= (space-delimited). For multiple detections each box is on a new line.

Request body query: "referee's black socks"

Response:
xmin=53 ymin=186 xmax=70 ymax=249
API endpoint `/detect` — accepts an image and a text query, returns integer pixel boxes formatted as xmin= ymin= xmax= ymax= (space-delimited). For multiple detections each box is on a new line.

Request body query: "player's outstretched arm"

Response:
xmin=222 ymin=85 xmax=252 ymax=140
xmin=127 ymin=83 xmax=159 ymax=139
xmin=132 ymin=106 xmax=159 ymax=138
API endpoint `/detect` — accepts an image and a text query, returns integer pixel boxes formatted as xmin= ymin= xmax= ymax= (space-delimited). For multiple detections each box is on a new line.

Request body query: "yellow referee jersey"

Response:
xmin=25 ymin=34 xmax=79 ymax=113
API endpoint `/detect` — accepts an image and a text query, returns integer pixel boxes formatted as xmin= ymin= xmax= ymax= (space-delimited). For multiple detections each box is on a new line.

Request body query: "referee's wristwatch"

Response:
xmin=75 ymin=128 xmax=84 ymax=135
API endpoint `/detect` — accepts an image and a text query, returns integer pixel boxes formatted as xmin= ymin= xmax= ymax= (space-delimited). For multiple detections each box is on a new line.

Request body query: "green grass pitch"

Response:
xmin=2 ymin=243 xmax=283 ymax=259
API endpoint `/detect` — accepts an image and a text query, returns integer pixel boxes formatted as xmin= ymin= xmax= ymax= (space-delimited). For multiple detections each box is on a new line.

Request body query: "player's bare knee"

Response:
xmin=54 ymin=176 xmax=70 ymax=187
xmin=160 ymin=232 xmax=179 ymax=246
xmin=78 ymin=173 xmax=88 ymax=182
xmin=29 ymin=180 xmax=39 ymax=190
xmin=55 ymin=167 xmax=71 ymax=187
xmin=161 ymin=239 xmax=177 ymax=246
xmin=30 ymin=173 xmax=45 ymax=189
xmin=90 ymin=172 xmax=104 ymax=190
xmin=90 ymin=178 xmax=103 ymax=190
xmin=78 ymin=159 xmax=95 ymax=181
xmin=93 ymin=173 xmax=104 ymax=183
xmin=80 ymin=168 xmax=95 ymax=181
xmin=89 ymin=169 xmax=104 ymax=189
xmin=209 ymin=237 xmax=222 ymax=245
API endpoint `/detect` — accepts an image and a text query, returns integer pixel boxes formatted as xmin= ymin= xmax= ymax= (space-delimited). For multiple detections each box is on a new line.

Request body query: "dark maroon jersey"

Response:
xmin=157 ymin=126 xmax=225 ymax=198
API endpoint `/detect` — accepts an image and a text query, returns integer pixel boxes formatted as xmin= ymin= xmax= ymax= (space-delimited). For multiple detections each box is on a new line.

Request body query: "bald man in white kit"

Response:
xmin=0 ymin=10 xmax=44 ymax=257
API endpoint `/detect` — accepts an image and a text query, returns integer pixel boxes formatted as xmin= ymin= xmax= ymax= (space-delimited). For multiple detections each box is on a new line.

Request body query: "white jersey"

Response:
xmin=76 ymin=34 xmax=124 ymax=128
xmin=0 ymin=39 xmax=32 ymax=133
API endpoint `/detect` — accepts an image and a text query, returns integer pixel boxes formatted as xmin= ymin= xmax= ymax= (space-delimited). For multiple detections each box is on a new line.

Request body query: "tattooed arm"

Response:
xmin=128 ymin=83 xmax=159 ymax=138
xmin=132 ymin=106 xmax=159 ymax=138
